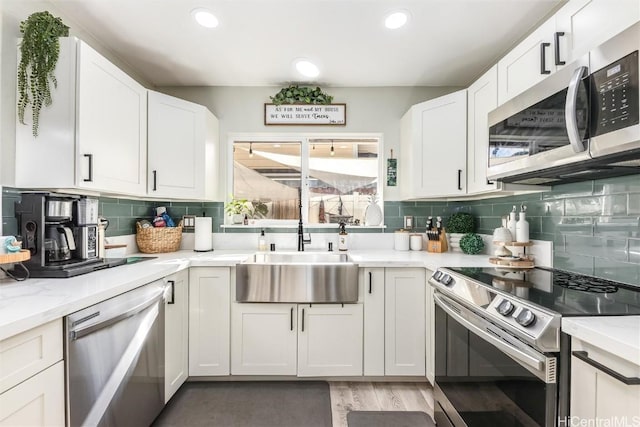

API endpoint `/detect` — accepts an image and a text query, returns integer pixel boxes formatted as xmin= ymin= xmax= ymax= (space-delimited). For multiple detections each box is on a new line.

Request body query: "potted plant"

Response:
xmin=446 ymin=212 xmax=475 ymax=252
xmin=460 ymin=233 xmax=485 ymax=255
xmin=270 ymin=85 xmax=333 ymax=105
xmin=225 ymin=196 xmax=250 ymax=224
xmin=17 ymin=11 xmax=69 ymax=137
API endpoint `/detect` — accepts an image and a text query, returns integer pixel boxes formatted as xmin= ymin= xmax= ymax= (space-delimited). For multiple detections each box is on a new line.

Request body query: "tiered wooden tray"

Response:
xmin=489 ymin=241 xmax=534 ymax=268
xmin=0 ymin=249 xmax=30 ymax=264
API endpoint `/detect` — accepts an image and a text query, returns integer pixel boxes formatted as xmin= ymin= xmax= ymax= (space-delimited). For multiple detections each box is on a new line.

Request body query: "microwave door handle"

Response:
xmin=565 ymin=65 xmax=588 ymax=153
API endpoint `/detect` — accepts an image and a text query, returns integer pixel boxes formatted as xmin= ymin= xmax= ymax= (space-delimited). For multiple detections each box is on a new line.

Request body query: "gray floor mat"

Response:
xmin=153 ymin=381 xmax=332 ymax=427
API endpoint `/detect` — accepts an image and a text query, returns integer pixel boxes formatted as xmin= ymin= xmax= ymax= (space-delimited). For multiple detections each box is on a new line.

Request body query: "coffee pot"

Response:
xmin=44 ymin=225 xmax=76 ymax=263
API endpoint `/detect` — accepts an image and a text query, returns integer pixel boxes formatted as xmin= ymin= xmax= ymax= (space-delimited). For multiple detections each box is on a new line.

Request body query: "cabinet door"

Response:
xmin=188 ymin=267 xmax=230 ymax=376
xmin=297 ymin=304 xmax=363 ymax=377
xmin=467 ymin=66 xmax=498 ymax=195
xmin=148 ymin=91 xmax=206 ymax=199
xmin=570 ymin=355 xmax=597 ymax=421
xmin=363 ymin=268 xmax=385 ymax=376
xmin=425 ymin=269 xmax=435 ymax=385
xmin=76 ymin=41 xmax=147 ymax=196
xmin=412 ymin=90 xmax=467 ymax=198
xmin=555 ymin=0 xmax=640 ymax=66
xmin=385 ymin=268 xmax=426 ymax=376
xmin=0 ymin=361 xmax=64 ymax=427
xmin=164 ymin=269 xmax=188 ymax=402
xmin=498 ymin=18 xmax=556 ymax=105
xmin=231 ymin=303 xmax=297 ymax=375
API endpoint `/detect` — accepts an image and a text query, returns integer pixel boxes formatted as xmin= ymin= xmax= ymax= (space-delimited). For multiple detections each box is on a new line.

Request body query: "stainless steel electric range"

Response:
xmin=429 ymin=266 xmax=640 ymax=427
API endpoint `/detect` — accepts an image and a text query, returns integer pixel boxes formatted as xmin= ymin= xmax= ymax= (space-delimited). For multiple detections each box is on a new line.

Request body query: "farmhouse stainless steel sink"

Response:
xmin=236 ymin=252 xmax=359 ymax=303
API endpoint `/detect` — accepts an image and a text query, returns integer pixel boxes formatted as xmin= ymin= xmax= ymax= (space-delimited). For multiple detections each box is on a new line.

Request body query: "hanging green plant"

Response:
xmin=17 ymin=11 xmax=69 ymax=137
xmin=270 ymin=85 xmax=333 ymax=105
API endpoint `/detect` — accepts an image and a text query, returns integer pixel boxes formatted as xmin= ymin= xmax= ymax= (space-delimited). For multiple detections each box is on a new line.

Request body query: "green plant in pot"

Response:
xmin=446 ymin=212 xmax=475 ymax=252
xmin=17 ymin=11 xmax=69 ymax=137
xmin=459 ymin=233 xmax=485 ymax=255
xmin=270 ymin=85 xmax=333 ymax=105
xmin=225 ymin=196 xmax=250 ymax=224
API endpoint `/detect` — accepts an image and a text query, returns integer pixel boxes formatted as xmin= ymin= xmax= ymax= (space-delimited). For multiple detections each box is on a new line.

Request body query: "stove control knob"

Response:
xmin=515 ymin=309 xmax=536 ymax=327
xmin=433 ymin=271 xmax=443 ymax=281
xmin=441 ymin=274 xmax=454 ymax=286
xmin=496 ymin=299 xmax=515 ymax=316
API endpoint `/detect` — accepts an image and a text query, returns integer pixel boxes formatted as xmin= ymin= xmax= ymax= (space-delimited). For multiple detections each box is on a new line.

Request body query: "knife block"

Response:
xmin=426 ymin=229 xmax=448 ymax=253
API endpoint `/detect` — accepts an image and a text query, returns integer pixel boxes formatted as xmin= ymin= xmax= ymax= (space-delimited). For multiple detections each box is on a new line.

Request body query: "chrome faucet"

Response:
xmin=297 ymin=187 xmax=311 ymax=251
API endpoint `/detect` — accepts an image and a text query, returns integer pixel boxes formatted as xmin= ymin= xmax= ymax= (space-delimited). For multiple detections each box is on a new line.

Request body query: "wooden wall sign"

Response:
xmin=264 ymin=103 xmax=346 ymax=125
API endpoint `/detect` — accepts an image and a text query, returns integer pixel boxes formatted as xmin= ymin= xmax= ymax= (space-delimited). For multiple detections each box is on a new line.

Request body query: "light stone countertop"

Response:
xmin=562 ymin=316 xmax=640 ymax=366
xmin=0 ymin=249 xmax=493 ymax=341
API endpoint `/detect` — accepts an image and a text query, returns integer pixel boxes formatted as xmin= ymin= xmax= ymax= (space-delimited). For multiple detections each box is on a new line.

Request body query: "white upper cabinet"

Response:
xmin=76 ymin=41 xmax=147 ymax=195
xmin=466 ymin=65 xmax=498 ymax=195
xmin=498 ymin=0 xmax=640 ymax=106
xmin=400 ymin=89 xmax=467 ymax=199
xmin=497 ymin=18 xmax=557 ymax=105
xmin=12 ymin=38 xmax=147 ymax=197
xmin=555 ymin=0 xmax=640 ymax=66
xmin=148 ymin=91 xmax=219 ymax=200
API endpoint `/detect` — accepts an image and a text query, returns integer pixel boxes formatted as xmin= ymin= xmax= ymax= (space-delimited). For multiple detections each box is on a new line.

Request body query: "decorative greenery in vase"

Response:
xmin=270 ymin=85 xmax=333 ymax=105
xmin=17 ymin=11 xmax=69 ymax=137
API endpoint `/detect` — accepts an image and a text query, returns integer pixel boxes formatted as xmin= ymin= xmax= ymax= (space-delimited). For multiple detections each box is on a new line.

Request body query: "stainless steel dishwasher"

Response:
xmin=65 ymin=280 xmax=166 ymax=427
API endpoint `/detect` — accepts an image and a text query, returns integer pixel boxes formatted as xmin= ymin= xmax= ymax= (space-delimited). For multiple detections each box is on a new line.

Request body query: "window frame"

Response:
xmin=226 ymin=132 xmax=384 ymax=226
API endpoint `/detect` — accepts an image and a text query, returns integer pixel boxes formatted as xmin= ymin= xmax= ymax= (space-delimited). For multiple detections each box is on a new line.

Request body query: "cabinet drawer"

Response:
xmin=0 ymin=361 xmax=65 ymax=427
xmin=0 ymin=320 xmax=63 ymax=393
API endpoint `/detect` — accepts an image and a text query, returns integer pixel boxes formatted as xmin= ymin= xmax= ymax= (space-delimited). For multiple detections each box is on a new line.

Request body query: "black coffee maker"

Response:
xmin=15 ymin=192 xmax=120 ymax=278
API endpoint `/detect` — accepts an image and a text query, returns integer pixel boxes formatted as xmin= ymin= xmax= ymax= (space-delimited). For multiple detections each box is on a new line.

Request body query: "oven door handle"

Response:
xmin=434 ymin=293 xmax=551 ymax=380
xmin=565 ymin=65 xmax=588 ymax=153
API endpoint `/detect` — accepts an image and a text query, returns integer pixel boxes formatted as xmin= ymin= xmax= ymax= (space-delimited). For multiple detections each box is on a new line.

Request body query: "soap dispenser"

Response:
xmin=338 ymin=222 xmax=348 ymax=251
xmin=516 ymin=204 xmax=529 ymax=243
xmin=507 ymin=205 xmax=517 ymax=243
xmin=258 ymin=229 xmax=267 ymax=251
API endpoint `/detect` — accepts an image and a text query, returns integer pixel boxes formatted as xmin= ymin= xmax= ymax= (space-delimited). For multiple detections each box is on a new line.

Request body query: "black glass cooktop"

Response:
xmin=446 ymin=267 xmax=640 ymax=317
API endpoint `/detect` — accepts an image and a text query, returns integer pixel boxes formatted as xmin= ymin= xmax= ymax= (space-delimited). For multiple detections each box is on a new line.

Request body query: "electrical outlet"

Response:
xmin=182 ymin=215 xmax=196 ymax=230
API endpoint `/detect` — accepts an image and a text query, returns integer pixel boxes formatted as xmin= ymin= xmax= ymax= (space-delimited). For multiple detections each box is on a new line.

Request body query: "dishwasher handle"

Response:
xmin=70 ymin=289 xmax=165 ymax=340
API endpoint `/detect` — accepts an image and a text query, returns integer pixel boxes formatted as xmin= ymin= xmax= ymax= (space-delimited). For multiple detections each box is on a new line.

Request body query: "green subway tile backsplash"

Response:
xmin=2 ymin=173 xmax=639 ymax=284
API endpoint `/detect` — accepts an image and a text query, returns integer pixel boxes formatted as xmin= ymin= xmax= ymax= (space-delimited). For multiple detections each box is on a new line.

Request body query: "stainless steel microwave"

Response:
xmin=487 ymin=22 xmax=640 ymax=185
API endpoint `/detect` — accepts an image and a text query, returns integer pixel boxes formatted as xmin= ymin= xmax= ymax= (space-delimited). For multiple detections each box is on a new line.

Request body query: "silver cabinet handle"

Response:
xmin=573 ymin=351 xmax=640 ymax=385
xmin=565 ymin=66 xmax=588 ymax=153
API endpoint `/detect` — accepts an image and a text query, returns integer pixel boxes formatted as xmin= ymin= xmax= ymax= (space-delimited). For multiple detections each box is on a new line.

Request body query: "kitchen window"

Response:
xmin=230 ymin=135 xmax=382 ymax=225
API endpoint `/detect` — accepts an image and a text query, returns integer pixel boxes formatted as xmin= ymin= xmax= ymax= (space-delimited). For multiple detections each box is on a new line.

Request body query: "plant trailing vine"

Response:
xmin=17 ymin=11 xmax=69 ymax=137
xmin=270 ymin=84 xmax=333 ymax=105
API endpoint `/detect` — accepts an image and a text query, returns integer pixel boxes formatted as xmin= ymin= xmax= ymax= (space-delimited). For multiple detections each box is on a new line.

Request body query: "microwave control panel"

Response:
xmin=590 ymin=50 xmax=639 ymax=137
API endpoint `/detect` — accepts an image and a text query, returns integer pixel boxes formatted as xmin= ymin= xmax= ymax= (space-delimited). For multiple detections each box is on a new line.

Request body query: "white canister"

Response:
xmin=410 ymin=234 xmax=423 ymax=251
xmin=394 ymin=229 xmax=410 ymax=251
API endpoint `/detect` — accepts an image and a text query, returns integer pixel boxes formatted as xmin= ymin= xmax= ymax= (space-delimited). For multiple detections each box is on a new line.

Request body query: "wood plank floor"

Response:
xmin=329 ymin=382 xmax=434 ymax=427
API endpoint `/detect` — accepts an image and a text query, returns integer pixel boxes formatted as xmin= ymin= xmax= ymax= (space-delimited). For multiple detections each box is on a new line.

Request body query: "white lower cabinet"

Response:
xmin=231 ymin=303 xmax=298 ymax=375
xmin=164 ymin=269 xmax=189 ymax=402
xmin=385 ymin=268 xmax=426 ymax=376
xmin=363 ymin=268 xmax=385 ymax=376
xmin=189 ymin=267 xmax=230 ymax=376
xmin=425 ymin=269 xmax=435 ymax=385
xmin=570 ymin=339 xmax=640 ymax=423
xmin=298 ymin=304 xmax=363 ymax=377
xmin=0 ymin=361 xmax=65 ymax=427
xmin=231 ymin=303 xmax=363 ymax=376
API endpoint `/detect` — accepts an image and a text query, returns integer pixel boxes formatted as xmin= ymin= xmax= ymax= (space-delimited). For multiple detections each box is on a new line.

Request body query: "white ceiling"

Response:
xmin=2 ymin=0 xmax=564 ymax=87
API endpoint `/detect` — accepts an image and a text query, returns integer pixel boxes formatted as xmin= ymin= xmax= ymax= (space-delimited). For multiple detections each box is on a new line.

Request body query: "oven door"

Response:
xmin=434 ymin=291 xmax=558 ymax=427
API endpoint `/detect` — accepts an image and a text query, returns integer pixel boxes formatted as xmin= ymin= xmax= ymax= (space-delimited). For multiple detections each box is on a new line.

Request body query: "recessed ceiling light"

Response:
xmin=295 ymin=60 xmax=320 ymax=78
xmin=191 ymin=8 xmax=218 ymax=28
xmin=384 ymin=11 xmax=409 ymax=29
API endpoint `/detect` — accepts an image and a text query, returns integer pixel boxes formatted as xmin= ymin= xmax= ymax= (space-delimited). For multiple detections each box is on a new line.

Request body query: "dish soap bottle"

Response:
xmin=258 ymin=229 xmax=267 ymax=251
xmin=516 ymin=204 xmax=529 ymax=243
xmin=507 ymin=205 xmax=517 ymax=243
xmin=338 ymin=222 xmax=348 ymax=251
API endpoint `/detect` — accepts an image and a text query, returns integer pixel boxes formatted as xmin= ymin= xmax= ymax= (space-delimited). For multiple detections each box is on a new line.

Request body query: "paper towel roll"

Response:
xmin=194 ymin=217 xmax=213 ymax=251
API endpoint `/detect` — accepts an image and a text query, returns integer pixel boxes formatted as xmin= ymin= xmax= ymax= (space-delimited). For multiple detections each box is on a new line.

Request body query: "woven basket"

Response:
xmin=136 ymin=221 xmax=183 ymax=253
